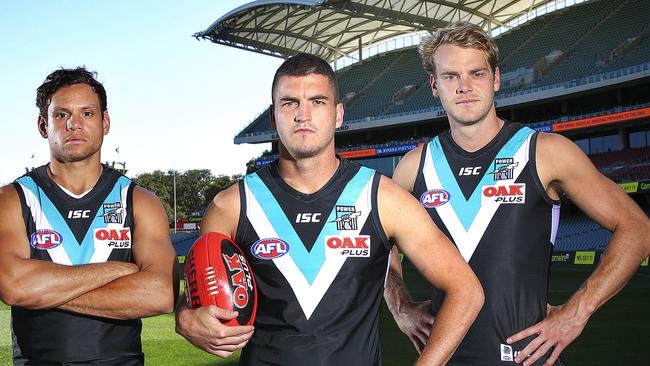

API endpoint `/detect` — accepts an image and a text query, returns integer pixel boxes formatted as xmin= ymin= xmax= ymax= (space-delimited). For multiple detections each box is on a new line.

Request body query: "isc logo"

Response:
xmin=420 ymin=189 xmax=451 ymax=208
xmin=481 ymin=184 xmax=526 ymax=204
xmin=295 ymin=213 xmax=321 ymax=223
xmin=459 ymin=167 xmax=481 ymax=176
xmin=67 ymin=210 xmax=91 ymax=219
xmin=251 ymin=238 xmax=290 ymax=260
xmin=325 ymin=235 xmax=370 ymax=257
xmin=30 ymin=229 xmax=63 ymax=250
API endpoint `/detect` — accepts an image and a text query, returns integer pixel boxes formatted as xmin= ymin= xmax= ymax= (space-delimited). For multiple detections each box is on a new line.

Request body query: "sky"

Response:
xmin=0 ymin=1 xmax=283 ymax=185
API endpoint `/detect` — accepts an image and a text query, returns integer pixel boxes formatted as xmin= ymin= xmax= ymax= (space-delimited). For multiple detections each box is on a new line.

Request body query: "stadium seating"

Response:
xmin=233 ymin=0 xmax=650 ymax=261
xmin=589 ymin=147 xmax=650 ymax=181
xmin=541 ymin=0 xmax=650 ymax=85
xmin=236 ymin=0 xmax=649 ymax=137
xmin=554 ymin=215 xmax=612 ymax=251
xmin=171 ymin=231 xmax=200 ymax=256
xmin=590 ymin=146 xmax=650 ymax=168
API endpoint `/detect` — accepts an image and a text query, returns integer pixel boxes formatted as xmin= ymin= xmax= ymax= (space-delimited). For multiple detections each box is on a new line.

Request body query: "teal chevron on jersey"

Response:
xmin=12 ymin=165 xmax=142 ymax=363
xmin=429 ymin=127 xmax=535 ymax=230
xmin=16 ymin=176 xmax=91 ymax=264
xmin=414 ymin=123 xmax=562 ymax=364
xmin=244 ymin=166 xmax=374 ymax=284
xmin=16 ymin=175 xmax=132 ymax=265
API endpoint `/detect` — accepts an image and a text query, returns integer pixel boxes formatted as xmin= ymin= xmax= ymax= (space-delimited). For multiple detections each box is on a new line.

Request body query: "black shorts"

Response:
xmin=14 ymin=353 xmax=144 ymax=366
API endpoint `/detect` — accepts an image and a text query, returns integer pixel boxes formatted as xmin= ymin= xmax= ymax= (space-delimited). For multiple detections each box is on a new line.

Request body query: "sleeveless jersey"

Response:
xmin=236 ymin=159 xmax=391 ymax=366
xmin=413 ymin=123 xmax=561 ymax=365
xmin=11 ymin=165 xmax=143 ymax=364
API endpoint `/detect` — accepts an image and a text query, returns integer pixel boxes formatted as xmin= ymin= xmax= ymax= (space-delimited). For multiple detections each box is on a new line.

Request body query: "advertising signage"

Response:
xmin=618 ymin=182 xmax=639 ymax=194
xmin=553 ymin=107 xmax=650 ymax=132
xmin=639 ymin=180 xmax=650 ymax=193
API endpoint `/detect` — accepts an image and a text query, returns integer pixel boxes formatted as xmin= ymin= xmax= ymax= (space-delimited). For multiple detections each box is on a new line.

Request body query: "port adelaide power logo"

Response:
xmin=482 ymin=157 xmax=526 ymax=204
xmin=333 ymin=205 xmax=361 ymax=230
xmin=102 ymin=202 xmax=123 ymax=224
xmin=325 ymin=205 xmax=371 ymax=258
xmin=492 ymin=158 xmax=518 ymax=181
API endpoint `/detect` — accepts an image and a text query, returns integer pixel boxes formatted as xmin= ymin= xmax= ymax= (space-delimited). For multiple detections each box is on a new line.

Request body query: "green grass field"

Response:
xmin=1 ymin=266 xmax=648 ymax=365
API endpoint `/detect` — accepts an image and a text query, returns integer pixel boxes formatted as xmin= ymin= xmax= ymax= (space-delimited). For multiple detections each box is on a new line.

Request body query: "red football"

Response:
xmin=183 ymin=232 xmax=257 ymax=326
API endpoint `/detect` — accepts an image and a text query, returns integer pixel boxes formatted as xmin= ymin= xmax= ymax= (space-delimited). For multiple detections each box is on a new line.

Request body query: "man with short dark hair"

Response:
xmin=0 ymin=67 xmax=178 ymax=365
xmin=175 ymin=53 xmax=484 ymax=366
xmin=385 ymin=21 xmax=650 ymax=366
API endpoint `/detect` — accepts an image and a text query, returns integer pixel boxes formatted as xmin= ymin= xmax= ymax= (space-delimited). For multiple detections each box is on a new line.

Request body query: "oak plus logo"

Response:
xmin=222 ymin=253 xmax=254 ymax=309
xmin=94 ymin=228 xmax=132 ymax=248
xmin=481 ymin=184 xmax=526 ymax=205
xmin=325 ymin=235 xmax=370 ymax=258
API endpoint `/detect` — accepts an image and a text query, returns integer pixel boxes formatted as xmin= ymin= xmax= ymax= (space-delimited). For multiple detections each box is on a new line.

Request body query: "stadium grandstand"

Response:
xmin=173 ymin=0 xmax=650 ymax=265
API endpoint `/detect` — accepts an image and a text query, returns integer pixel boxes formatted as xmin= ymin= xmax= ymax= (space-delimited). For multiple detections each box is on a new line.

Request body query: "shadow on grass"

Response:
xmin=195 ymin=362 xmax=238 ymax=366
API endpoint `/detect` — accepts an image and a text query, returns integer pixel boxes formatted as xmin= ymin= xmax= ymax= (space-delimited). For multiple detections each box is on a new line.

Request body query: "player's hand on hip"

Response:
xmin=394 ymin=299 xmax=434 ymax=353
xmin=175 ymin=304 xmax=254 ymax=358
xmin=506 ymin=303 xmax=588 ymax=365
xmin=546 ymin=303 xmax=559 ymax=316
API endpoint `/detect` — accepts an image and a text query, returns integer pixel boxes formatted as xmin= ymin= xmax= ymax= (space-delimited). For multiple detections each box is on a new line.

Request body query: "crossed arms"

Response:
xmin=0 ymin=185 xmax=178 ymax=320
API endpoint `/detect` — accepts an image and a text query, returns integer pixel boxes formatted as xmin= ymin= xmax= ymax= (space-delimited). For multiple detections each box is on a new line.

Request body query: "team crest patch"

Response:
xmin=94 ymin=228 xmax=132 ymax=248
xmin=30 ymin=229 xmax=63 ymax=250
xmin=492 ymin=158 xmax=519 ymax=180
xmin=102 ymin=202 xmax=123 ymax=224
xmin=251 ymin=238 xmax=290 ymax=260
xmin=333 ymin=205 xmax=361 ymax=230
xmin=325 ymin=235 xmax=370 ymax=257
xmin=500 ymin=344 xmax=514 ymax=361
xmin=420 ymin=189 xmax=451 ymax=208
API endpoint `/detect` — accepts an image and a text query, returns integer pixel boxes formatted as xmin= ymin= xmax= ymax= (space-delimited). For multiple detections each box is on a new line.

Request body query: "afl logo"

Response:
xmin=420 ymin=189 xmax=451 ymax=208
xmin=251 ymin=238 xmax=290 ymax=260
xmin=30 ymin=229 xmax=63 ymax=250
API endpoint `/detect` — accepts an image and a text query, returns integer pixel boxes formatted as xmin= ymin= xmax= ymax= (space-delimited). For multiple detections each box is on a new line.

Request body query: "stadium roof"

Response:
xmin=194 ymin=0 xmax=558 ymax=63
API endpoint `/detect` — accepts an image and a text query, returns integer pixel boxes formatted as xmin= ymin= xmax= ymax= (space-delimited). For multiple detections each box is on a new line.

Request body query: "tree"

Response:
xmin=176 ymin=169 xmax=214 ymax=218
xmin=133 ymin=170 xmax=174 ymax=224
xmin=246 ymin=158 xmax=258 ymax=174
xmin=133 ymin=170 xmax=243 ymax=226
xmin=202 ymin=174 xmax=241 ymax=208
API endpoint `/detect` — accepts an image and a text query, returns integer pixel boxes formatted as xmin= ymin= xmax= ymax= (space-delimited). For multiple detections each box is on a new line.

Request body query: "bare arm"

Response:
xmin=391 ymin=145 xmax=422 ymax=192
xmin=383 ymin=146 xmax=436 ymax=353
xmin=379 ymin=176 xmax=484 ymax=366
xmin=0 ymin=185 xmax=138 ymax=309
xmin=175 ymin=183 xmax=254 ymax=358
xmin=384 ymin=245 xmax=434 ymax=353
xmin=58 ymin=187 xmax=178 ymax=319
xmin=508 ymin=133 xmax=650 ymax=365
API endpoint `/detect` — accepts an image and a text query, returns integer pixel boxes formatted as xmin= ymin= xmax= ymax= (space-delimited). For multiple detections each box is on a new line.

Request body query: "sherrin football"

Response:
xmin=183 ymin=232 xmax=257 ymax=326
